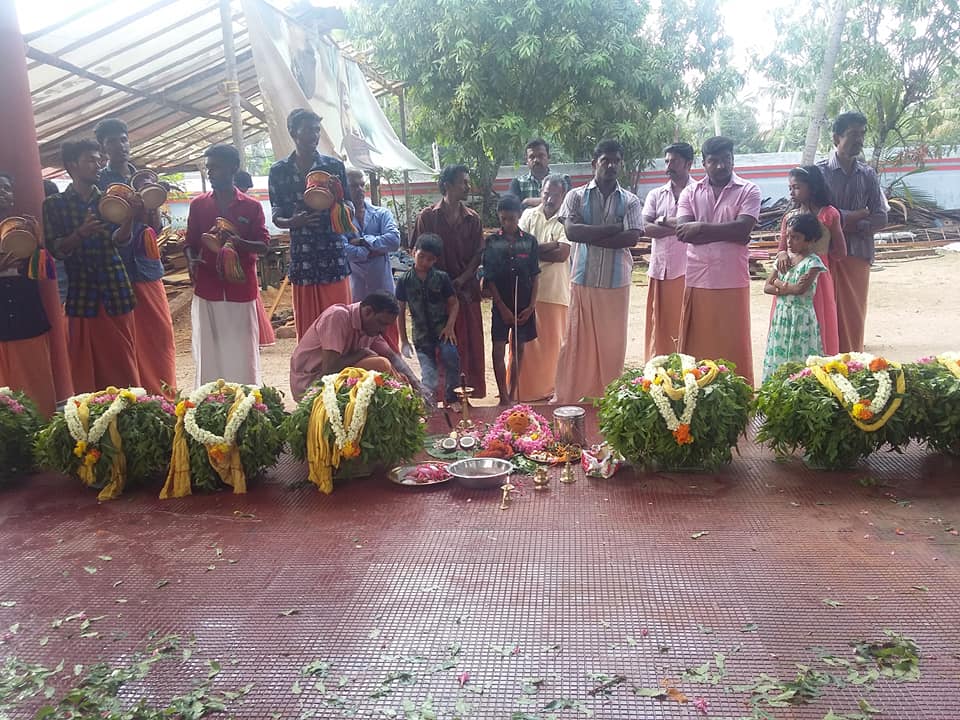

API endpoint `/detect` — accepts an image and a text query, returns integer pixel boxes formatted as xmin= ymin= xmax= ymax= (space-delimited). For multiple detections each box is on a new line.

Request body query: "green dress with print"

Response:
xmin=762 ymin=253 xmax=827 ymax=381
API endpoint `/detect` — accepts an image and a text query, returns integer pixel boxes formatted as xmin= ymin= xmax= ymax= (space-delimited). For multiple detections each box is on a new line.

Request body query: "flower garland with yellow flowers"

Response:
xmin=641 ymin=354 xmax=720 ymax=445
xmin=806 ymin=352 xmax=905 ymax=432
xmin=63 ymin=386 xmax=145 ymax=500
xmin=937 ymin=351 xmax=960 ymax=379
xmin=306 ymin=367 xmax=382 ymax=494
xmin=161 ymin=380 xmax=262 ymax=499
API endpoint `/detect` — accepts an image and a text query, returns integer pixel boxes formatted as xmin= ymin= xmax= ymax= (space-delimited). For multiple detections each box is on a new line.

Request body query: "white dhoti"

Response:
xmin=191 ymin=296 xmax=261 ymax=387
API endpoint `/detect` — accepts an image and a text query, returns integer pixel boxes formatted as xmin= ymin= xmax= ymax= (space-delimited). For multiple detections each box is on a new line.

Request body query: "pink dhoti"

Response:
xmin=0 ymin=333 xmax=55 ymax=417
xmin=554 ymin=284 xmax=630 ymax=403
xmin=644 ymin=275 xmax=685 ymax=360
xmin=68 ymin=307 xmax=139 ymax=393
xmin=133 ymin=280 xmax=176 ymax=395
xmin=256 ymin=293 xmax=276 ymax=347
xmin=292 ymin=278 xmax=352 ymax=340
xmin=832 ymin=255 xmax=870 ymax=353
xmin=509 ymin=300 xmax=567 ymax=402
xmin=679 ymin=286 xmax=754 ymax=387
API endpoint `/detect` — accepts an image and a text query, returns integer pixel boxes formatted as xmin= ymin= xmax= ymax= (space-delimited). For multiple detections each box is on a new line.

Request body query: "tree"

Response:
xmin=349 ymin=0 xmax=740 ymax=219
xmin=758 ymin=0 xmax=960 ymax=167
xmin=801 ymin=0 xmax=846 ymax=164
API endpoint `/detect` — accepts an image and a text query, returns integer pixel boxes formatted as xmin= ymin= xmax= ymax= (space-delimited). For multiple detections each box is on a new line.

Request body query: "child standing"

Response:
xmin=397 ymin=233 xmax=460 ymax=408
xmin=482 ymin=195 xmax=540 ymax=405
xmin=762 ymin=213 xmax=827 ymax=381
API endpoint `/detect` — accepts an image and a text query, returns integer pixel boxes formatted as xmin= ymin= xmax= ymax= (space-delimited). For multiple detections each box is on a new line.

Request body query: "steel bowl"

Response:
xmin=447 ymin=457 xmax=514 ymax=490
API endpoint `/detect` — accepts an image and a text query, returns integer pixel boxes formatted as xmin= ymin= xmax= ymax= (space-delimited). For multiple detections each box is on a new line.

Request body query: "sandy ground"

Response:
xmin=172 ymin=252 xmax=960 ymax=407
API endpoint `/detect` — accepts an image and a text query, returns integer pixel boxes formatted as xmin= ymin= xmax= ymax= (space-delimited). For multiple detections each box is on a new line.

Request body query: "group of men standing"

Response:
xmin=0 ymin=105 xmax=886 ymax=417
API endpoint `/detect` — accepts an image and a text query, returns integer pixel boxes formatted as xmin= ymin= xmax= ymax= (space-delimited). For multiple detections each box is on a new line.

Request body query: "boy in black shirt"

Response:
xmin=481 ymin=195 xmax=540 ymax=405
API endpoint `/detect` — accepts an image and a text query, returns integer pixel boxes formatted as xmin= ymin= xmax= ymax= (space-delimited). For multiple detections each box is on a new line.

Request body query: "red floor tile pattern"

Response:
xmin=0 ymin=407 xmax=958 ymax=718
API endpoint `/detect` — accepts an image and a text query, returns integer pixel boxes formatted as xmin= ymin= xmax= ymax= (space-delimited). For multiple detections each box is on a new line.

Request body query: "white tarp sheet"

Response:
xmin=241 ymin=0 xmax=432 ymax=173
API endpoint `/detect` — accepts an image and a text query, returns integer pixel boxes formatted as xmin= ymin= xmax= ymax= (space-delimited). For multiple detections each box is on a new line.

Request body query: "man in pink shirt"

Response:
xmin=289 ymin=290 xmax=425 ymax=402
xmin=676 ymin=137 xmax=761 ymax=386
xmin=641 ymin=142 xmax=696 ymax=360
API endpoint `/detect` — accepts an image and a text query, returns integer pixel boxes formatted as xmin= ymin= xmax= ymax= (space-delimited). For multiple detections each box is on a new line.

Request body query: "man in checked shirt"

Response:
xmin=43 ymin=139 xmax=139 ymax=392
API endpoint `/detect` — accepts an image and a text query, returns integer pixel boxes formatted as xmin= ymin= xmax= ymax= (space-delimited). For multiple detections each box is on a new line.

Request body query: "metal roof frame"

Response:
xmin=27 ymin=0 xmax=405 ymax=176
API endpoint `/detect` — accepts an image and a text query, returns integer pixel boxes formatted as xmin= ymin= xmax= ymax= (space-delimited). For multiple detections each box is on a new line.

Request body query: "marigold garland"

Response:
xmin=161 ymin=379 xmax=265 ymax=498
xmin=806 ymin=353 xmax=904 ymax=432
xmin=64 ymin=386 xmax=145 ymax=500
xmin=306 ymin=367 xmax=380 ymax=494
xmin=641 ymin=354 xmax=721 ymax=445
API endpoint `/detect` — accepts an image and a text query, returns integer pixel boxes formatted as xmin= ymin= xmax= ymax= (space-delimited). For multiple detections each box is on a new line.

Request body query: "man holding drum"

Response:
xmin=43 ymin=140 xmax=140 ymax=393
xmin=269 ymin=109 xmax=355 ymax=340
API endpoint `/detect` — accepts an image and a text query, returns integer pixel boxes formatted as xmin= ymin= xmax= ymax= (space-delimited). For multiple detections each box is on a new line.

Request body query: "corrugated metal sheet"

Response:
xmin=25 ymin=0 xmax=402 ymax=176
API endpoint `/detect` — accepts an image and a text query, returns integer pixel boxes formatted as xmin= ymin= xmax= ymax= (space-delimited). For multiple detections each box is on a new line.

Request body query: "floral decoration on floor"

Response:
xmin=479 ymin=405 xmax=553 ymax=459
xmin=0 ymin=387 xmax=44 ymax=479
xmin=283 ymin=367 xmax=426 ymax=494
xmin=35 ymin=387 xmax=176 ymax=500
xmin=161 ymin=380 xmax=286 ymax=498
xmin=903 ymin=351 xmax=960 ymax=456
xmin=756 ymin=353 xmax=920 ymax=470
xmin=598 ymin=354 xmax=753 ymax=471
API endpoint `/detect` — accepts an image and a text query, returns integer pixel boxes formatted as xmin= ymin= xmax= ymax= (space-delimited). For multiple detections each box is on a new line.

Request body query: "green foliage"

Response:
xmin=0 ymin=634 xmax=251 ymax=718
xmin=284 ymin=375 xmax=426 ymax=476
xmin=757 ymin=0 xmax=960 ymax=162
xmin=350 ymin=0 xmax=740 ymax=217
xmin=901 ymin=360 xmax=960 ymax=455
xmin=34 ymin=398 xmax=175 ymax=489
xmin=597 ymin=356 xmax=753 ymax=471
xmin=0 ymin=391 xmax=44 ymax=479
xmin=755 ymin=362 xmax=920 ymax=470
xmin=185 ymin=386 xmax=287 ymax=492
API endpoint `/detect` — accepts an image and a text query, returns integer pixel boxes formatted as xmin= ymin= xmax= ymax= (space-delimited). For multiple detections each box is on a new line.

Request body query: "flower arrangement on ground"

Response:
xmin=478 ymin=405 xmax=553 ymax=459
xmin=34 ymin=387 xmax=176 ymax=500
xmin=598 ymin=354 xmax=753 ymax=471
xmin=756 ymin=352 xmax=918 ymax=470
xmin=0 ymin=387 xmax=44 ymax=479
xmin=283 ymin=367 xmax=426 ymax=493
xmin=902 ymin=352 xmax=960 ymax=456
xmin=161 ymin=380 xmax=286 ymax=498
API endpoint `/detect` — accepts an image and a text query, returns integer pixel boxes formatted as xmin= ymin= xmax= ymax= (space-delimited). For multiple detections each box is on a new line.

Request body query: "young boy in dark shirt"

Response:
xmin=396 ymin=233 xmax=461 ymax=407
xmin=481 ymin=195 xmax=540 ymax=405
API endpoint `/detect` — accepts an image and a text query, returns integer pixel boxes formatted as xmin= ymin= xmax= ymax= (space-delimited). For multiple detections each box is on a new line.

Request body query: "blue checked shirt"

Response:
xmin=42 ymin=185 xmax=136 ymax=318
xmin=268 ymin=151 xmax=352 ymax=286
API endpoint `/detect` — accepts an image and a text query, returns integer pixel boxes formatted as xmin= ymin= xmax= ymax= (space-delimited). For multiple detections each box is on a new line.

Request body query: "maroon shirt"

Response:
xmin=413 ymin=200 xmax=484 ymax=303
xmin=186 ymin=187 xmax=270 ymax=302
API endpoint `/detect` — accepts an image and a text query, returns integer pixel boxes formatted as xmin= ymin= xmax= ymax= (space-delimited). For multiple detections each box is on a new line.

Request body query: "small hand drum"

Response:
xmin=98 ymin=183 xmax=136 ymax=224
xmin=0 ymin=215 xmax=39 ymax=259
xmin=303 ymin=170 xmax=335 ymax=211
xmin=131 ymin=171 xmax=168 ymax=211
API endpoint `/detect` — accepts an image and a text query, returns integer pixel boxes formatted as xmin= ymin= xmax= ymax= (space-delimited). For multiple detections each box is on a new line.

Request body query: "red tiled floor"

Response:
xmin=1 ymin=406 xmax=957 ymax=717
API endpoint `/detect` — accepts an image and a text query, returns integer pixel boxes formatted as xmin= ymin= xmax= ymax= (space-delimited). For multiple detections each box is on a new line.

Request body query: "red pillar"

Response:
xmin=0 ymin=1 xmax=73 ymax=401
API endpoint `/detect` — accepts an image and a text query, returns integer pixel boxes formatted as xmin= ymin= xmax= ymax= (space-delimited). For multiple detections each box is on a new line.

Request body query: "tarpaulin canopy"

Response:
xmin=24 ymin=0 xmax=428 ymax=176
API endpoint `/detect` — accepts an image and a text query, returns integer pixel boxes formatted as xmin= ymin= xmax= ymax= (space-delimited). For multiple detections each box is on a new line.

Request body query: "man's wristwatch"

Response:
xmin=656 ymin=215 xmax=666 ymax=226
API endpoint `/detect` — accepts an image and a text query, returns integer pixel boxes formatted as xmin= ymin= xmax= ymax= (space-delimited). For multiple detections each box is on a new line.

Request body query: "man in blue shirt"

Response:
xmin=343 ymin=169 xmax=401 ymax=349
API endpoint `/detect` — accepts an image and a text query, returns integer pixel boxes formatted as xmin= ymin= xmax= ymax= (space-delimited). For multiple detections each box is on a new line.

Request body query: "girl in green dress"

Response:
xmin=762 ymin=213 xmax=827 ymax=381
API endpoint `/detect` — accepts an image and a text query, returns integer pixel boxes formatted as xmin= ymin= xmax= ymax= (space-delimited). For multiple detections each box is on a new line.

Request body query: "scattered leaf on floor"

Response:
xmin=155 ymin=580 xmax=169 ymax=589
xmin=83 ymin=566 xmax=97 ymax=574
xmin=742 ymin=623 xmax=759 ymax=632
xmin=690 ymin=531 xmax=709 ymax=540
xmin=823 ymin=599 xmax=843 ymax=608
xmin=279 ymin=608 xmax=300 ymax=617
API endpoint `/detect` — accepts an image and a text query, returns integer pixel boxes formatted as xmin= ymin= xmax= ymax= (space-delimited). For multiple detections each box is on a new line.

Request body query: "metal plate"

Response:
xmin=388 ymin=462 xmax=451 ymax=488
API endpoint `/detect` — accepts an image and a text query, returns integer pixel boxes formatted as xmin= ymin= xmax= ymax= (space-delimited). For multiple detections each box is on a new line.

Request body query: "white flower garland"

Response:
xmin=320 ymin=371 xmax=379 ymax=451
xmin=806 ymin=352 xmax=893 ymax=414
xmin=643 ymin=354 xmax=699 ymax=431
xmin=64 ymin=388 xmax=146 ymax=446
xmin=183 ymin=381 xmax=259 ymax=448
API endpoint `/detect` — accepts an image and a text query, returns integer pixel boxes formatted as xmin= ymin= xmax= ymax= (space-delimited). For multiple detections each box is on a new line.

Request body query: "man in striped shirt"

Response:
xmin=817 ymin=112 xmax=888 ymax=353
xmin=554 ymin=139 xmax=643 ymax=403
